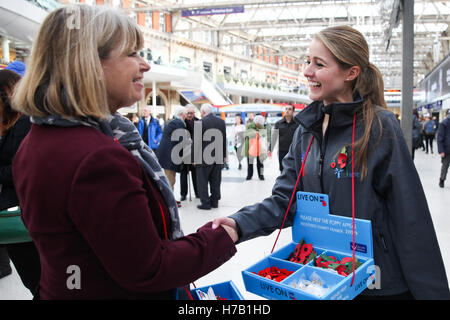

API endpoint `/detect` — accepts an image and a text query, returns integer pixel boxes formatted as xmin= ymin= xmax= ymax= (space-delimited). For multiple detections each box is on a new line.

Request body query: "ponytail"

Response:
xmin=352 ymin=63 xmax=387 ymax=179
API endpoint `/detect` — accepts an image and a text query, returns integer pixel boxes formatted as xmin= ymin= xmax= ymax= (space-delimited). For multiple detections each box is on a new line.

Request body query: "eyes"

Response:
xmin=305 ymin=59 xmax=324 ymax=68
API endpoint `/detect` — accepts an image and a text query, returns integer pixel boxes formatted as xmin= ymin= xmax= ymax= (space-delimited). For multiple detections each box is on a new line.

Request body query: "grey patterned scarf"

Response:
xmin=31 ymin=113 xmax=183 ymax=240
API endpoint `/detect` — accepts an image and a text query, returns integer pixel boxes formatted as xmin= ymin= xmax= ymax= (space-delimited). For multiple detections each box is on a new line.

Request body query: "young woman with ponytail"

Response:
xmin=212 ymin=26 xmax=450 ymax=299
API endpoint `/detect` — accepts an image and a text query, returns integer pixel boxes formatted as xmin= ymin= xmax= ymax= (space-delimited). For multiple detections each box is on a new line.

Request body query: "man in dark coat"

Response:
xmin=438 ymin=109 xmax=450 ymax=188
xmin=155 ymin=107 xmax=189 ymax=198
xmin=273 ymin=104 xmax=300 ymax=172
xmin=179 ymin=104 xmax=199 ymax=200
xmin=194 ymin=103 xmax=226 ymax=210
xmin=412 ymin=109 xmax=422 ymax=160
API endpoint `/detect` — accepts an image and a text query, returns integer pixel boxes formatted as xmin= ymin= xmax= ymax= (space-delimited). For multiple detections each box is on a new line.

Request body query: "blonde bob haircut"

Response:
xmin=13 ymin=4 xmax=144 ymax=119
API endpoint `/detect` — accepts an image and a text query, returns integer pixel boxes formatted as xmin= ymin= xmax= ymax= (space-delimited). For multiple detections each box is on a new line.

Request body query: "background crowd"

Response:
xmin=123 ymin=103 xmax=302 ymax=208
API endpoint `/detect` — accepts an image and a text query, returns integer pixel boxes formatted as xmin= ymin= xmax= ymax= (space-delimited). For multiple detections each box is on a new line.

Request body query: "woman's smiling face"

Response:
xmin=101 ymin=46 xmax=150 ymax=113
xmin=303 ymin=38 xmax=354 ymax=105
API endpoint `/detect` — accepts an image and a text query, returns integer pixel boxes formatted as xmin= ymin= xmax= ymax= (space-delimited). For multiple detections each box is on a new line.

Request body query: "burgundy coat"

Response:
xmin=13 ymin=124 xmax=236 ymax=299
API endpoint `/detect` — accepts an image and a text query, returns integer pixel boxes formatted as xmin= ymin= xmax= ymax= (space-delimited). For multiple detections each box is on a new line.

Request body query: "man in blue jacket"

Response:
xmin=438 ymin=109 xmax=450 ymax=188
xmin=137 ymin=106 xmax=162 ymax=150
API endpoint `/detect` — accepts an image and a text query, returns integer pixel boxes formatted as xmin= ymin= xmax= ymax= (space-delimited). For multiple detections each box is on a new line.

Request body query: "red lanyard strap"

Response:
xmin=271 ymin=135 xmax=314 ymax=254
xmin=157 ymin=192 xmax=196 ymax=299
xmin=271 ymin=114 xmax=357 ymax=287
xmin=350 ymin=113 xmax=356 ymax=286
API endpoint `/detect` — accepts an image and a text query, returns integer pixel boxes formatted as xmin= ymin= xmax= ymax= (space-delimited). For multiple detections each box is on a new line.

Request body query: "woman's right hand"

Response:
xmin=221 ymin=224 xmax=238 ymax=243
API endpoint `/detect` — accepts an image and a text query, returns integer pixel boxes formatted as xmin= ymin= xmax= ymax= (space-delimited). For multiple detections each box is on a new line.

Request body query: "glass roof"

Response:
xmin=132 ymin=0 xmax=450 ymax=88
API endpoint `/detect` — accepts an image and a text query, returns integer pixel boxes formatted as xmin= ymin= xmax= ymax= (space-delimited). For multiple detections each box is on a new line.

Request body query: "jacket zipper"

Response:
xmin=318 ymin=154 xmax=324 ymax=179
xmin=303 ymin=130 xmax=325 ymax=193
xmin=319 ymin=124 xmax=331 ymax=193
xmin=299 ymin=111 xmax=329 ymax=194
xmin=379 ymin=233 xmax=389 ymax=252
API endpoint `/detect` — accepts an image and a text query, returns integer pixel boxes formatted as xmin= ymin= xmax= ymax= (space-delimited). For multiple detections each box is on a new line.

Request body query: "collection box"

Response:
xmin=191 ymin=280 xmax=245 ymax=300
xmin=241 ymin=191 xmax=376 ymax=300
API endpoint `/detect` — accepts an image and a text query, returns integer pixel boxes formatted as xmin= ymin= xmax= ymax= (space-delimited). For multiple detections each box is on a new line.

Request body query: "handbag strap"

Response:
xmin=256 ymin=131 xmax=260 ymax=155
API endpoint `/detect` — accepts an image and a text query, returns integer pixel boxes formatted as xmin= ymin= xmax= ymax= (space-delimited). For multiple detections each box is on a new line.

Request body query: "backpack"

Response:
xmin=424 ymin=121 xmax=435 ymax=135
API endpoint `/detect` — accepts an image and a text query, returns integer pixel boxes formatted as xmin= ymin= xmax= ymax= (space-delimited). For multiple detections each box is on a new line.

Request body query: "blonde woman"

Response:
xmin=12 ymin=5 xmax=237 ymax=300
xmin=213 ymin=26 xmax=450 ymax=299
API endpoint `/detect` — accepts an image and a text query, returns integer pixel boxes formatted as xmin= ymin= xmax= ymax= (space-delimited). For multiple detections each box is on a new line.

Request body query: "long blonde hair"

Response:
xmin=13 ymin=4 xmax=144 ymax=119
xmin=315 ymin=25 xmax=387 ymax=179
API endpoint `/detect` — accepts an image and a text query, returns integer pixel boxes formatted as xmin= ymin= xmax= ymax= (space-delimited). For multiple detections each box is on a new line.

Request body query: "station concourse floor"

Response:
xmin=1 ymin=143 xmax=449 ymax=300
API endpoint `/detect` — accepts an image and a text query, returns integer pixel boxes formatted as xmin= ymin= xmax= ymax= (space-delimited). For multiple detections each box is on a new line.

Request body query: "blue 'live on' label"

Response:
xmin=350 ymin=242 xmax=367 ymax=254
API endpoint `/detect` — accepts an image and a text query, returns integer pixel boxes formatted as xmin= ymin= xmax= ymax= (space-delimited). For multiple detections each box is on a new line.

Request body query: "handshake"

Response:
xmin=212 ymin=217 xmax=239 ymax=243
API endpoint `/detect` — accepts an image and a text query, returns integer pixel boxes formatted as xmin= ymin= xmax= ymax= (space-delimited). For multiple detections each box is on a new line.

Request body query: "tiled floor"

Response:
xmin=1 ymin=143 xmax=449 ymax=300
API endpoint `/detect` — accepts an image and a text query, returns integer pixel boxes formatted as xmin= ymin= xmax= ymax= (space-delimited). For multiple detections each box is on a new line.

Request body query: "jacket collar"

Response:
xmin=280 ymin=116 xmax=296 ymax=124
xmin=173 ymin=116 xmax=186 ymax=126
xmin=295 ymin=92 xmax=363 ymax=130
xmin=202 ymin=113 xmax=214 ymax=120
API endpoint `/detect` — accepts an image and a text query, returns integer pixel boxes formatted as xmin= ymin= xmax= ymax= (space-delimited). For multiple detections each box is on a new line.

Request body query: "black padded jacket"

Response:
xmin=231 ymin=93 xmax=450 ymax=299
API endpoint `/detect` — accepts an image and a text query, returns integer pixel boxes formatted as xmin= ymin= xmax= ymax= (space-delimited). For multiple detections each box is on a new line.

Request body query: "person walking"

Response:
xmin=212 ymin=25 xmax=449 ymax=300
xmin=195 ymin=103 xmax=226 ymax=210
xmin=419 ymin=115 xmax=426 ymax=151
xmin=273 ymin=105 xmax=300 ymax=172
xmin=11 ymin=4 xmax=237 ymax=299
xmin=412 ymin=109 xmax=422 ymax=160
xmin=179 ymin=104 xmax=199 ymax=200
xmin=137 ymin=106 xmax=163 ymax=150
xmin=423 ymin=115 xmax=437 ymax=154
xmin=432 ymin=116 xmax=439 ymax=136
xmin=438 ymin=109 xmax=450 ymax=188
xmin=156 ymin=106 xmax=189 ymax=207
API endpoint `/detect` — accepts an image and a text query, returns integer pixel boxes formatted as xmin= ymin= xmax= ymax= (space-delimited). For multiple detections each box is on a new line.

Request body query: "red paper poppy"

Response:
xmin=338 ymin=153 xmax=347 ymax=169
xmin=302 ymin=243 xmax=313 ymax=255
xmin=335 ymin=265 xmax=347 ymax=276
xmin=299 ymin=243 xmax=313 ymax=263
xmin=340 ymin=257 xmax=353 ymax=265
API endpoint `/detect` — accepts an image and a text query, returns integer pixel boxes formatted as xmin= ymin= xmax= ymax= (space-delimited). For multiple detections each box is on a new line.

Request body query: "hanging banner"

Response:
xmin=441 ymin=58 xmax=450 ymax=98
xmin=182 ymin=6 xmax=244 ymax=17
xmin=178 ymin=90 xmax=210 ymax=105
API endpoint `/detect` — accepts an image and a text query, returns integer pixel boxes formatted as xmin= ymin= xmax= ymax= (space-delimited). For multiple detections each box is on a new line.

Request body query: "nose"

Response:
xmin=139 ymin=56 xmax=151 ymax=72
xmin=303 ymin=63 xmax=312 ymax=78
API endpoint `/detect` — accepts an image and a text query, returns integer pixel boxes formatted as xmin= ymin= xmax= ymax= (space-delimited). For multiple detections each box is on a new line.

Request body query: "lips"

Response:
xmin=133 ymin=76 xmax=144 ymax=88
xmin=308 ymin=81 xmax=321 ymax=88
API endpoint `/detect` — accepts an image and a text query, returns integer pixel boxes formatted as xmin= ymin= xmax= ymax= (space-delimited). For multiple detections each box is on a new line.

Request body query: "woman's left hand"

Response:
xmin=212 ymin=217 xmax=238 ymax=243
xmin=212 ymin=216 xmax=236 ymax=230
